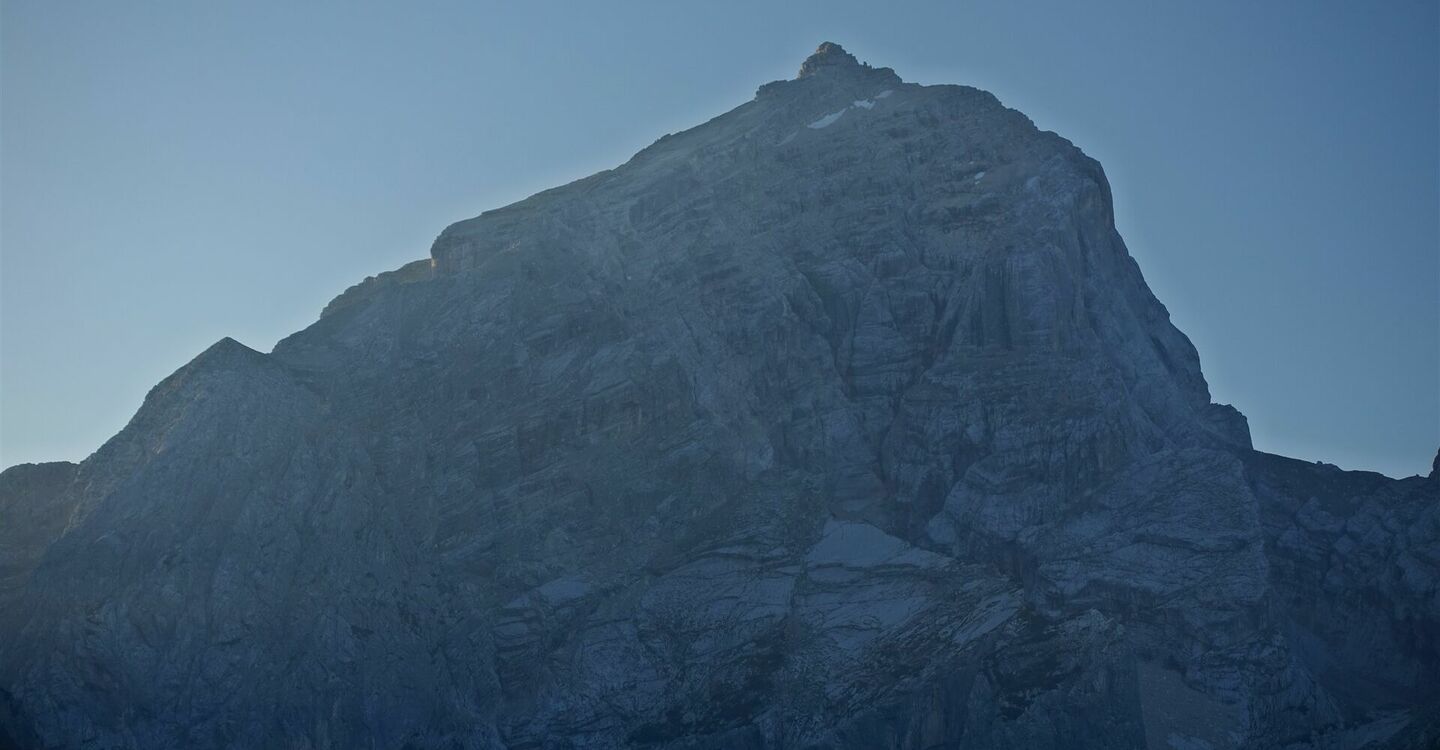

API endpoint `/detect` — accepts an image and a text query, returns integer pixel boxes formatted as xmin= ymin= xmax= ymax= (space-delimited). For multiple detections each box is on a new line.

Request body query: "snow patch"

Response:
xmin=808 ymin=109 xmax=847 ymax=129
xmin=809 ymin=91 xmax=892 ymax=131
xmin=806 ymin=520 xmax=949 ymax=570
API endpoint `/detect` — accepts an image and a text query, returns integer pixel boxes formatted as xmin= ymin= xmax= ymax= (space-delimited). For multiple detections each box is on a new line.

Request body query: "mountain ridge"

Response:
xmin=1 ymin=42 xmax=1436 ymax=750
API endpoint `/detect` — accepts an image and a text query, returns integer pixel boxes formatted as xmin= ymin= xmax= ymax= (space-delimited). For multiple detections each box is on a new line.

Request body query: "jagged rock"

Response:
xmin=1 ymin=42 xmax=1435 ymax=749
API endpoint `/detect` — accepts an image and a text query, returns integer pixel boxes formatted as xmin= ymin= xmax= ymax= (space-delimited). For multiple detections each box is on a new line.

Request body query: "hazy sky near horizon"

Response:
xmin=2 ymin=1 xmax=1437 ymax=477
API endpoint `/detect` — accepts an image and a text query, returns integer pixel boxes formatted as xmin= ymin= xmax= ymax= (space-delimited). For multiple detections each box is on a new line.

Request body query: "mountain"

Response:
xmin=1 ymin=42 xmax=1436 ymax=750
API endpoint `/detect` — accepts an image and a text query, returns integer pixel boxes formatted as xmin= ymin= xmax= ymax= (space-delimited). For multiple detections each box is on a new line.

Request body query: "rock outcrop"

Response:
xmin=2 ymin=43 xmax=1435 ymax=749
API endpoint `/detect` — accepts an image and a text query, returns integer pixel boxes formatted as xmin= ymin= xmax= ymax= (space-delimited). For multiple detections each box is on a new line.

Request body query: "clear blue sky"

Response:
xmin=2 ymin=1 xmax=1436 ymax=477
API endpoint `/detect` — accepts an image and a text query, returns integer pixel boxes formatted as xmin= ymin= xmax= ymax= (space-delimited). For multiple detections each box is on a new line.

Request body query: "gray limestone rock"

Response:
xmin=1 ymin=43 xmax=1435 ymax=749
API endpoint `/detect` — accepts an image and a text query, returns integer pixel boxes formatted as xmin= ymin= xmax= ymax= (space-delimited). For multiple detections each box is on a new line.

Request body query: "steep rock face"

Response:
xmin=0 ymin=461 xmax=78 ymax=606
xmin=1246 ymin=455 xmax=1439 ymax=720
xmin=1 ymin=43 xmax=1435 ymax=749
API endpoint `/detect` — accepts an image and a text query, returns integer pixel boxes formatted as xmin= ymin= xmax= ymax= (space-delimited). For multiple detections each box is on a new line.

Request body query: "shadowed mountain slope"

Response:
xmin=2 ymin=43 xmax=1436 ymax=750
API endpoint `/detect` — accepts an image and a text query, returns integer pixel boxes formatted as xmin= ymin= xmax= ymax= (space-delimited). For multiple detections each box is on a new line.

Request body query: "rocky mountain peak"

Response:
xmin=797 ymin=41 xmax=860 ymax=77
xmin=753 ymin=41 xmax=900 ymax=100
xmin=2 ymin=43 xmax=1436 ymax=750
